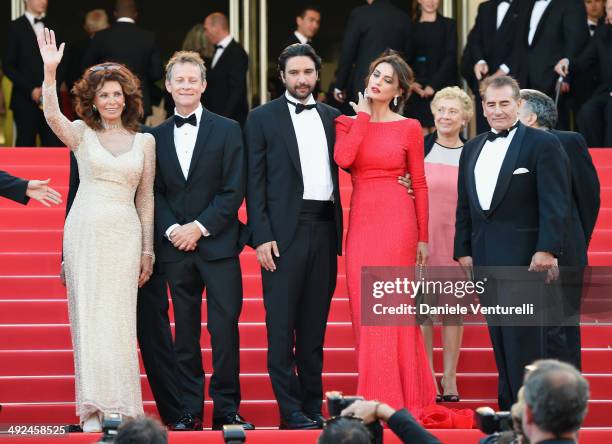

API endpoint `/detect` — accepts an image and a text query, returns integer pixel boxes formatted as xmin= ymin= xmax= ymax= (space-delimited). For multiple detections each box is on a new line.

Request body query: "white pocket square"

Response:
xmin=513 ymin=168 xmax=530 ymax=175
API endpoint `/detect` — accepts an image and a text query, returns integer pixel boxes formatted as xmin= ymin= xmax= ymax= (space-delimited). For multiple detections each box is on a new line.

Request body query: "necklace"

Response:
xmin=101 ymin=120 xmax=123 ymax=131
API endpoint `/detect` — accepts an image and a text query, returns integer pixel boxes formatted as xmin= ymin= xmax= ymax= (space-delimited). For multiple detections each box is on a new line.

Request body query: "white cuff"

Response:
xmin=476 ymin=60 xmax=487 ymax=66
xmin=165 ymin=223 xmax=180 ymax=240
xmin=499 ymin=64 xmax=510 ymax=74
xmin=194 ymin=220 xmax=210 ymax=237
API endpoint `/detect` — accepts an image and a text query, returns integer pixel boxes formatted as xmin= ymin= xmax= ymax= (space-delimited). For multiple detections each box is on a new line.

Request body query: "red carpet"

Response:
xmin=1 ymin=147 xmax=612 ymax=443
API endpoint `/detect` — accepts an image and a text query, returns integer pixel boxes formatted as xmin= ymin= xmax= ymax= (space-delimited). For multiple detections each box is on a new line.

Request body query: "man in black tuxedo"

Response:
xmin=82 ymin=0 xmax=163 ymax=119
xmin=151 ymin=50 xmax=253 ymax=431
xmin=202 ymin=13 xmax=249 ymax=126
xmin=454 ymin=76 xmax=571 ymax=410
xmin=519 ymin=89 xmax=600 ymax=371
xmin=0 ymin=170 xmax=61 ymax=206
xmin=461 ymin=0 xmax=520 ymax=133
xmin=273 ymin=6 xmax=322 ymax=99
xmin=555 ymin=1 xmax=612 ymax=147
xmin=333 ymin=0 xmax=412 ymax=105
xmin=522 ymin=360 xmax=589 ymax=444
xmin=3 ymin=0 xmax=64 ymax=146
xmin=245 ymin=44 xmax=342 ymax=430
xmin=511 ymin=0 xmax=589 ymax=103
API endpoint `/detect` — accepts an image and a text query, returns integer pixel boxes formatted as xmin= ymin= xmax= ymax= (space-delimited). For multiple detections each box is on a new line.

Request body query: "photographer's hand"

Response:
xmin=341 ymin=400 xmax=395 ymax=424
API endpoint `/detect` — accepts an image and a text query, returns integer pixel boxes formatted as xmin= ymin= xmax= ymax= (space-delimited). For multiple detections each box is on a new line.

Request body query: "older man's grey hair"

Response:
xmin=520 ymin=89 xmax=558 ymax=130
xmin=523 ymin=359 xmax=589 ymax=436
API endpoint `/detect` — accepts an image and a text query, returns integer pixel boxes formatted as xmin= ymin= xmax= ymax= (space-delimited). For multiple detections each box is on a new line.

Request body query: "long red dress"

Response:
xmin=335 ymin=112 xmax=436 ymax=413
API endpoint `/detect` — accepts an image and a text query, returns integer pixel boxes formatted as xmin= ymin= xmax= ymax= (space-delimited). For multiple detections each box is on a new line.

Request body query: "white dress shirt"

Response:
xmin=211 ymin=34 xmax=234 ymax=69
xmin=24 ymin=11 xmax=44 ymax=37
xmin=294 ymin=31 xmax=309 ymax=44
xmin=474 ymin=124 xmax=518 ymax=211
xmin=588 ymin=19 xmax=598 ymax=37
xmin=165 ymin=105 xmax=210 ymax=239
xmin=497 ymin=0 xmax=511 ymax=29
xmin=285 ymin=91 xmax=334 ymax=201
xmin=528 ymin=0 xmax=552 ymax=46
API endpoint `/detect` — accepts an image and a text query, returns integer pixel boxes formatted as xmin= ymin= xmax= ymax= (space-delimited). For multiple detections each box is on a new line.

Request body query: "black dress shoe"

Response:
xmin=169 ymin=412 xmax=202 ymax=431
xmin=304 ymin=412 xmax=325 ymax=428
xmin=212 ymin=413 xmax=255 ymax=430
xmin=279 ymin=411 xmax=319 ymax=430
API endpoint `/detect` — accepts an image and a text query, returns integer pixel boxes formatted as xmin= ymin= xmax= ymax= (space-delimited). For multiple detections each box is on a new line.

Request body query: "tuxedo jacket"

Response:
xmin=3 ymin=16 xmax=65 ymax=113
xmin=152 ymin=109 xmax=246 ymax=264
xmin=335 ymin=0 xmax=413 ymax=100
xmin=570 ymin=23 xmax=612 ymax=95
xmin=82 ymin=22 xmax=163 ymax=116
xmin=550 ymin=129 xmax=600 ymax=265
xmin=202 ymin=39 xmax=249 ymax=126
xmin=511 ymin=0 xmax=589 ymax=95
xmin=461 ymin=0 xmax=519 ymax=89
xmin=0 ymin=170 xmax=29 ymax=205
xmin=454 ymin=122 xmax=571 ymax=266
xmin=244 ymin=97 xmax=343 ymax=255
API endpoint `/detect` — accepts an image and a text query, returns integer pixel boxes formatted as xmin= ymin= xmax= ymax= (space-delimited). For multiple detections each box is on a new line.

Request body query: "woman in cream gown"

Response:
xmin=38 ymin=29 xmax=154 ymax=431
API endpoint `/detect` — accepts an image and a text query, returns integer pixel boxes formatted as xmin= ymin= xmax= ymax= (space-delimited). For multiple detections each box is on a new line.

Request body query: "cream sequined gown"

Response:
xmin=43 ymin=83 xmax=154 ymax=421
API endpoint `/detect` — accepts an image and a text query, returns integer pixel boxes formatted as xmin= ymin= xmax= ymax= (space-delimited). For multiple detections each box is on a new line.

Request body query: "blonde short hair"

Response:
xmin=165 ymin=50 xmax=207 ymax=82
xmin=430 ymin=86 xmax=474 ymax=122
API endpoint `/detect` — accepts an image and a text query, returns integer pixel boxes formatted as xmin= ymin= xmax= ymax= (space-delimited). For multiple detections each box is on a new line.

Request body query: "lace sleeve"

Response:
xmin=136 ymin=133 xmax=156 ymax=260
xmin=42 ymin=81 xmax=86 ymax=150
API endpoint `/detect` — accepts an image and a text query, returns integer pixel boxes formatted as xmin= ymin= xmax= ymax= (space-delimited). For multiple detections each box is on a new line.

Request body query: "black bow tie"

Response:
xmin=174 ymin=114 xmax=197 ymax=128
xmin=589 ymin=24 xmax=596 ymax=32
xmin=215 ymin=44 xmax=224 ymax=50
xmin=486 ymin=122 xmax=518 ymax=142
xmin=286 ymin=98 xmax=317 ymax=114
xmin=34 ymin=17 xmax=44 ymax=24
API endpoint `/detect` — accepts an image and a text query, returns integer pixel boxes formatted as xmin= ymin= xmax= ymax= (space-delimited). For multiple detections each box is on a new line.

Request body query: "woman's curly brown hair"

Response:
xmin=72 ymin=62 xmax=143 ymax=132
xmin=365 ymin=49 xmax=414 ymax=114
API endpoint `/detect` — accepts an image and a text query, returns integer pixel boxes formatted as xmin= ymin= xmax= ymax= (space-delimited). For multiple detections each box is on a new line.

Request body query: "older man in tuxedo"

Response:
xmin=454 ymin=76 xmax=571 ymax=410
xmin=518 ymin=89 xmax=600 ymax=370
xmin=3 ymin=0 xmax=64 ymax=146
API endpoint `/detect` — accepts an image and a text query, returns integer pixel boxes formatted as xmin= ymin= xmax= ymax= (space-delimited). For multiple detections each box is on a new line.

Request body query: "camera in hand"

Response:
xmin=98 ymin=413 xmax=122 ymax=443
xmin=475 ymin=407 xmax=513 ymax=434
xmin=326 ymin=392 xmax=383 ymax=444
xmin=223 ymin=424 xmax=246 ymax=444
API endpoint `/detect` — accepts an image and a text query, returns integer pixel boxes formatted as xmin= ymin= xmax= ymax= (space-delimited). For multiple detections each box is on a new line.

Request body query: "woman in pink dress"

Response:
xmin=334 ymin=51 xmax=436 ymax=413
xmin=420 ymin=87 xmax=474 ymax=403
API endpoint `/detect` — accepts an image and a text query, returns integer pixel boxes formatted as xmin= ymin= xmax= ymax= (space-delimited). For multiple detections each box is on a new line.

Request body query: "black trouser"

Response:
xmin=263 ymin=201 xmax=337 ymax=419
xmin=577 ymin=92 xmax=612 ymax=147
xmin=13 ymin=105 xmax=62 ymax=147
xmin=165 ymin=255 xmax=243 ymax=420
xmin=482 ymin=278 xmax=547 ymax=411
xmin=137 ymin=272 xmax=184 ymax=424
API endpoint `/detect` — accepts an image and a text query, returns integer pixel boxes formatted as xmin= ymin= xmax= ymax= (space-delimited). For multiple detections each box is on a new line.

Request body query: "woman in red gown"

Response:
xmin=334 ymin=51 xmax=436 ymax=414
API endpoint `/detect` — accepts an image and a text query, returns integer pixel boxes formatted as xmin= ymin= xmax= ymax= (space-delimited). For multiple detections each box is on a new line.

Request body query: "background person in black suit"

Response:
xmin=273 ymin=6 xmax=322 ymax=99
xmin=333 ymin=0 xmax=412 ymax=105
xmin=245 ymin=44 xmax=342 ymax=430
xmin=510 ymin=0 xmax=589 ymax=128
xmin=519 ymin=89 xmax=601 ymax=371
xmin=202 ymin=13 xmax=249 ymax=126
xmin=461 ymin=0 xmax=520 ymax=134
xmin=3 ymin=0 xmax=64 ymax=146
xmin=0 ymin=170 xmax=62 ymax=206
xmin=454 ymin=76 xmax=571 ymax=410
xmin=555 ymin=1 xmax=612 ymax=147
xmin=405 ymin=0 xmax=458 ymax=133
xmin=82 ymin=0 xmax=163 ymax=119
xmin=153 ymin=50 xmax=253 ymax=431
